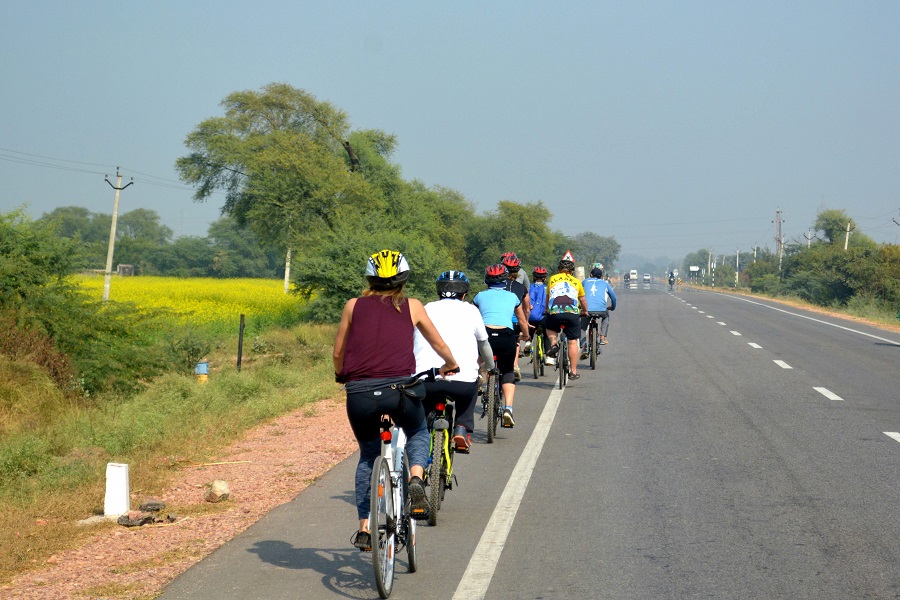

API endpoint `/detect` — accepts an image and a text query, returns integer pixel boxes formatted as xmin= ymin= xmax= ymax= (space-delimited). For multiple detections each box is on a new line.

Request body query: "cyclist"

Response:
xmin=525 ymin=266 xmax=549 ymax=355
xmin=501 ymin=251 xmax=531 ymax=289
xmin=414 ymin=270 xmax=496 ymax=452
xmin=580 ymin=265 xmax=617 ymax=356
xmin=333 ymin=250 xmax=459 ymax=551
xmin=545 ymin=251 xmax=588 ymax=379
xmin=473 ymin=264 xmax=530 ymax=427
xmin=501 ymin=253 xmax=531 ymax=381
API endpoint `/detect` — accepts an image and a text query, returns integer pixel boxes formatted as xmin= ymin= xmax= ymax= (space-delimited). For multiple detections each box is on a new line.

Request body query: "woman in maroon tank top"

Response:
xmin=333 ymin=250 xmax=457 ymax=550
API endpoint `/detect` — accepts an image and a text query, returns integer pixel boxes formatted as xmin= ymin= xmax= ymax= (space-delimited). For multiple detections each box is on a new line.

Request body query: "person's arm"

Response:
xmin=578 ymin=295 xmax=588 ymax=315
xmin=332 ymin=298 xmax=357 ymax=377
xmin=514 ymin=305 xmax=530 ymax=340
xmin=608 ymin=285 xmax=617 ymax=311
xmin=478 ymin=338 xmax=496 ymax=371
xmin=409 ymin=298 xmax=458 ymax=374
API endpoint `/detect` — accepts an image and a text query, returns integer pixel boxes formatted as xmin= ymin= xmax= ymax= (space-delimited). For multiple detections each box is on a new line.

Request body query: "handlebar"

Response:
xmin=409 ymin=366 xmax=461 ymax=382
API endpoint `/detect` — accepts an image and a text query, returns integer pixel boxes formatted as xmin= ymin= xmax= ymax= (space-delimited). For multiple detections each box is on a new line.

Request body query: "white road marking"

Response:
xmin=717 ymin=322 xmax=726 ymax=326
xmin=730 ymin=331 xmax=742 ymax=336
xmin=698 ymin=310 xmax=705 ymax=314
xmin=727 ymin=296 xmax=900 ymax=346
xmin=814 ymin=387 xmax=844 ymax=401
xmin=452 ymin=385 xmax=564 ymax=600
xmin=707 ymin=315 xmax=714 ymax=319
xmin=748 ymin=343 xmax=762 ymax=348
xmin=774 ymin=360 xmax=793 ymax=369
xmin=884 ymin=432 xmax=900 ymax=444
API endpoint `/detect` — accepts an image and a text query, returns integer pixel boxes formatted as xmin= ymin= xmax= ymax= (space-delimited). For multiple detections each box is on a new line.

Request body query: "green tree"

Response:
xmin=814 ymin=208 xmax=875 ymax=248
xmin=569 ymin=231 xmax=621 ymax=270
xmin=175 ymin=83 xmax=371 ymax=260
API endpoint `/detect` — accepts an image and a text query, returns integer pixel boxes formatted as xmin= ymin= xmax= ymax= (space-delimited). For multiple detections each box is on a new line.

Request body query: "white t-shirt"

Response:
xmin=414 ymin=299 xmax=488 ymax=383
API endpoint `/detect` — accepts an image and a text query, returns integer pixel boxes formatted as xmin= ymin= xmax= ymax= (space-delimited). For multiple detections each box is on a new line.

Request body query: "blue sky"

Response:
xmin=2 ymin=1 xmax=899 ymax=263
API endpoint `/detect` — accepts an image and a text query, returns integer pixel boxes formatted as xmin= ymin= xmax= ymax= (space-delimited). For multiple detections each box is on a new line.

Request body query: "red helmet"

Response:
xmin=484 ymin=264 xmax=508 ymax=284
xmin=532 ymin=266 xmax=548 ymax=277
xmin=501 ymin=252 xmax=520 ymax=269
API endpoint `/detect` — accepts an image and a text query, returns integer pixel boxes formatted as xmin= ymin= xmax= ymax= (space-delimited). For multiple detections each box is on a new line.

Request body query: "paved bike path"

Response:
xmin=158 ymin=369 xmax=564 ymax=599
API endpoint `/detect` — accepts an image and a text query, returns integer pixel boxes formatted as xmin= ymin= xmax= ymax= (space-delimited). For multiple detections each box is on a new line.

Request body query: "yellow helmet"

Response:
xmin=365 ymin=250 xmax=410 ymax=290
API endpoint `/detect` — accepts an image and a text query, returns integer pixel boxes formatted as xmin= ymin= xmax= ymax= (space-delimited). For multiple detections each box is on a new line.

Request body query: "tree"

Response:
xmin=814 ymin=208 xmax=875 ymax=248
xmin=175 ymin=83 xmax=370 ymax=259
xmin=569 ymin=231 xmax=621 ymax=270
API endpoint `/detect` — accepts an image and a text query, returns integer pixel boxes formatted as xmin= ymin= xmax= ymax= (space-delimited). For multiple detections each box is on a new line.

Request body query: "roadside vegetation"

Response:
xmin=681 ymin=208 xmax=900 ymax=326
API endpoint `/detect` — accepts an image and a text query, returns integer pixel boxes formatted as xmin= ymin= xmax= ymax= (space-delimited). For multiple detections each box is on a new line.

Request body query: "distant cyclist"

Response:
xmin=524 ymin=266 xmax=549 ymax=354
xmin=333 ymin=250 xmax=458 ymax=551
xmin=545 ymin=251 xmax=588 ymax=379
xmin=473 ymin=264 xmax=530 ymax=427
xmin=580 ymin=265 xmax=617 ymax=356
xmin=501 ymin=253 xmax=530 ymax=381
xmin=414 ymin=270 xmax=495 ymax=452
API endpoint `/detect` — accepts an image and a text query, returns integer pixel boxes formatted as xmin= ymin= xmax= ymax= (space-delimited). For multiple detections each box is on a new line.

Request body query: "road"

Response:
xmin=159 ymin=284 xmax=900 ymax=599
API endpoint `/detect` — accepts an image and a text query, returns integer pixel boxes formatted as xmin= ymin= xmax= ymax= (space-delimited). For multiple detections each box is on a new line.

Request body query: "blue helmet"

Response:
xmin=436 ymin=270 xmax=470 ymax=299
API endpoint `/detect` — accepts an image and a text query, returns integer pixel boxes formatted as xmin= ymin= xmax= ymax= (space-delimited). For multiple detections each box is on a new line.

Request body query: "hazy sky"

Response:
xmin=2 ymin=1 xmax=899 ymax=263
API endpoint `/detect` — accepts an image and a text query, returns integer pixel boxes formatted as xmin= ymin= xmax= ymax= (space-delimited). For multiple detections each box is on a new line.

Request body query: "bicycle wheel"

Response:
xmin=486 ymin=372 xmax=499 ymax=443
xmin=370 ymin=455 xmax=395 ymax=598
xmin=589 ymin=325 xmax=596 ymax=370
xmin=538 ymin=334 xmax=545 ymax=376
xmin=558 ymin=333 xmax=567 ymax=389
xmin=401 ymin=449 xmax=417 ymax=573
xmin=532 ymin=334 xmax=540 ymax=380
xmin=428 ymin=429 xmax=444 ymax=525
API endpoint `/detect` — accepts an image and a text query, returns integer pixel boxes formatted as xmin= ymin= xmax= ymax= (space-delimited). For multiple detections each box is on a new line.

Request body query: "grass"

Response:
xmin=0 ymin=321 xmax=338 ymax=586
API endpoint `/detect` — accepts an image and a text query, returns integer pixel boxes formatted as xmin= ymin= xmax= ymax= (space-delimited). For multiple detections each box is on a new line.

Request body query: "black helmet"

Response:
xmin=590 ymin=267 xmax=603 ymax=278
xmin=436 ymin=270 xmax=470 ymax=299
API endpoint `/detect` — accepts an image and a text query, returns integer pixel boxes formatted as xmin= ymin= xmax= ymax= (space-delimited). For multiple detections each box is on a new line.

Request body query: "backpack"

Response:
xmin=529 ymin=283 xmax=547 ymax=321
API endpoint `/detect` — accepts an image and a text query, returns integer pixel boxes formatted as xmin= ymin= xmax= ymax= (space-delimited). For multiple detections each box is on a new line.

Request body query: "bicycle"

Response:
xmin=369 ymin=369 xmax=442 ymax=598
xmin=422 ymin=373 xmax=461 ymax=526
xmin=481 ymin=362 xmax=503 ymax=443
xmin=530 ymin=324 xmax=546 ymax=379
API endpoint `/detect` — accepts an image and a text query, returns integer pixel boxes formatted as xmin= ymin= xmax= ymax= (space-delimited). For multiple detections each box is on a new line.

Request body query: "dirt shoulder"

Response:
xmin=2 ymin=395 xmax=357 ymax=600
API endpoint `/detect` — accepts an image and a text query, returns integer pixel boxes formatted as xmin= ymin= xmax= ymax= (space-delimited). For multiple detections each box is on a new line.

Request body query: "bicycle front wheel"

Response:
xmin=370 ymin=456 xmax=395 ymax=598
xmin=532 ymin=336 xmax=540 ymax=380
xmin=428 ymin=430 xmax=444 ymax=525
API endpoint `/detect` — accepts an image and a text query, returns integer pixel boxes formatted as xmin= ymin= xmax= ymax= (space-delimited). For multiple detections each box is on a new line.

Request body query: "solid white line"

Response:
xmin=730 ymin=331 xmax=742 ymax=336
xmin=726 ymin=296 xmax=900 ymax=346
xmin=814 ymin=386 xmax=844 ymax=401
xmin=774 ymin=360 xmax=793 ymax=369
xmin=884 ymin=432 xmax=900 ymax=444
xmin=748 ymin=343 xmax=762 ymax=349
xmin=452 ymin=385 xmax=564 ymax=600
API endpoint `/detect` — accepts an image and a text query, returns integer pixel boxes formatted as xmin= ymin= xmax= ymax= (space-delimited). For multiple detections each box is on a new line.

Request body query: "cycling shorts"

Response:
xmin=545 ymin=312 xmax=582 ymax=340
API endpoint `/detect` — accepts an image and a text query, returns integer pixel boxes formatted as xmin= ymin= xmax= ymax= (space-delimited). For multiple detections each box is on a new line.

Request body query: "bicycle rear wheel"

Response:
xmin=486 ymin=372 xmax=499 ymax=443
xmin=538 ymin=334 xmax=545 ymax=376
xmin=370 ymin=456 xmax=395 ymax=598
xmin=532 ymin=335 xmax=540 ymax=380
xmin=558 ymin=333 xmax=567 ymax=389
xmin=589 ymin=326 xmax=596 ymax=370
xmin=401 ymin=449 xmax=417 ymax=573
xmin=428 ymin=429 xmax=444 ymax=525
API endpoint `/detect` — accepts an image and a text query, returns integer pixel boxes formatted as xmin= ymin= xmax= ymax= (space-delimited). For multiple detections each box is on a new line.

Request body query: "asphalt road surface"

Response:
xmin=159 ymin=284 xmax=900 ymax=599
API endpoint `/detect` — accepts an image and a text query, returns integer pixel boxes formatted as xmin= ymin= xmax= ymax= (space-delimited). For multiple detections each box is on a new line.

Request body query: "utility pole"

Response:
xmin=803 ymin=229 xmax=816 ymax=248
xmin=735 ymin=248 xmax=740 ymax=287
xmin=102 ymin=168 xmax=134 ymax=302
xmin=773 ymin=208 xmax=785 ymax=271
xmin=843 ymin=220 xmax=855 ymax=251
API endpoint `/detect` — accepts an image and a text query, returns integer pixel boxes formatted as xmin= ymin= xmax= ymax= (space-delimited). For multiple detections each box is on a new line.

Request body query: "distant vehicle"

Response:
xmin=628 ymin=269 xmax=639 ymax=289
xmin=643 ymin=273 xmax=651 ymax=282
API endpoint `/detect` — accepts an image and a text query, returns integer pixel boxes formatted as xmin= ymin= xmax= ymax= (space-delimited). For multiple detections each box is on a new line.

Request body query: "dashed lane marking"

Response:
xmin=774 ymin=360 xmax=793 ymax=369
xmin=730 ymin=331 xmax=742 ymax=336
xmin=814 ymin=387 xmax=843 ymax=401
xmin=884 ymin=432 xmax=900 ymax=444
xmin=748 ymin=343 xmax=762 ymax=348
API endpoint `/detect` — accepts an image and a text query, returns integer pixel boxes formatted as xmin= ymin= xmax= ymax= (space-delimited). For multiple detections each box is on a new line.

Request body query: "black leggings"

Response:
xmin=422 ymin=379 xmax=479 ymax=433
xmin=486 ymin=327 xmax=518 ymax=385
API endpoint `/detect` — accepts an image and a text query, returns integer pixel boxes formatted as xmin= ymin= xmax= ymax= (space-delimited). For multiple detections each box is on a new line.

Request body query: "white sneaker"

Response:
xmin=523 ymin=341 xmax=532 ymax=355
xmin=544 ymin=355 xmax=556 ymax=366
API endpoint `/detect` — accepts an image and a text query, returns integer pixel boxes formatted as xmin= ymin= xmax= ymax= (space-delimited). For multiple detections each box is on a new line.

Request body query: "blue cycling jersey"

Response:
xmin=583 ymin=277 xmax=617 ymax=312
xmin=473 ymin=286 xmax=520 ymax=328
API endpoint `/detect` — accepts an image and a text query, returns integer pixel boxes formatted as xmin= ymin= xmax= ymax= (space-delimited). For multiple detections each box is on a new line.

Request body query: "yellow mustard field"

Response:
xmin=72 ymin=275 xmax=303 ymax=330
